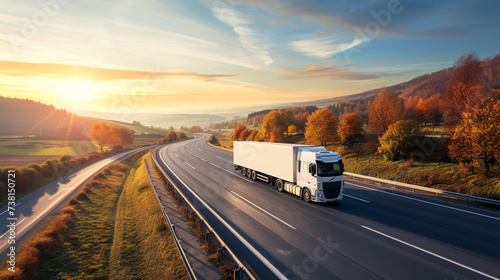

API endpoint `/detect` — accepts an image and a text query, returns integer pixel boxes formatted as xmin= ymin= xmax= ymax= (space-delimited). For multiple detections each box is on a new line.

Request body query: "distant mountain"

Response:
xmin=285 ymin=54 xmax=500 ymax=108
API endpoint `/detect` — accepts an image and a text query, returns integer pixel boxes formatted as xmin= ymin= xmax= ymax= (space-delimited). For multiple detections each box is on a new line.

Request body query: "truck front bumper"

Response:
xmin=313 ymin=189 xmax=343 ymax=203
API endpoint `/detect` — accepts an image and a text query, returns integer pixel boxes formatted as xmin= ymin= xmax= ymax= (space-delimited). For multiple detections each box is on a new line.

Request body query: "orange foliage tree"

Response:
xmin=368 ymin=89 xmax=404 ymax=135
xmin=89 ymin=123 xmax=134 ymax=152
xmin=231 ymin=125 xmax=247 ymax=141
xmin=165 ymin=131 xmax=177 ymax=142
xmin=339 ymin=113 xmax=364 ymax=146
xmin=239 ymin=128 xmax=253 ymax=141
xmin=443 ymin=52 xmax=488 ymax=129
xmin=304 ymin=107 xmax=339 ymax=146
xmin=416 ymin=93 xmax=443 ymax=130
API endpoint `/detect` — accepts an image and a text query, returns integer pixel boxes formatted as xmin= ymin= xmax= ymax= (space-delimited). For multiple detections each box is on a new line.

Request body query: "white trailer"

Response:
xmin=233 ymin=141 xmax=344 ymax=203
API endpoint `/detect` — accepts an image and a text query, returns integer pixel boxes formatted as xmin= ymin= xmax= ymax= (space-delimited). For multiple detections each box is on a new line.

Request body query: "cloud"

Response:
xmin=291 ymin=37 xmax=368 ymax=58
xmin=313 ymin=28 xmax=336 ymax=38
xmin=279 ymin=63 xmax=383 ymax=81
xmin=0 ymin=60 xmax=239 ymax=82
xmin=252 ymin=70 xmax=263 ymax=74
xmin=211 ymin=6 xmax=273 ymax=65
xmin=241 ymin=0 xmax=500 ymax=38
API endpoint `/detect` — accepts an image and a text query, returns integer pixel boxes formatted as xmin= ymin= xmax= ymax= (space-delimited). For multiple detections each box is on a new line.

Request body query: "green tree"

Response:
xmin=378 ymin=120 xmax=425 ymax=161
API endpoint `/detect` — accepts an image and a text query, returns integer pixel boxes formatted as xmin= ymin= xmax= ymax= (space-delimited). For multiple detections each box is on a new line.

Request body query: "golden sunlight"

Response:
xmin=56 ymin=80 xmax=98 ymax=100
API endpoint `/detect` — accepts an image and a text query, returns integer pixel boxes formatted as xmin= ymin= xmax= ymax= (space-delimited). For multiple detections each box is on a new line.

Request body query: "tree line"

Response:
xmin=230 ymin=52 xmax=500 ymax=175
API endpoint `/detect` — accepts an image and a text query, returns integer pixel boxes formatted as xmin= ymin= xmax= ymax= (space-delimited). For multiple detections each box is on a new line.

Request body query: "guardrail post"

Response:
xmin=233 ymin=267 xmax=242 ymax=280
xmin=205 ymin=230 xmax=211 ymax=243
xmin=172 ymin=224 xmax=175 ymax=234
xmin=217 ymin=247 xmax=225 ymax=263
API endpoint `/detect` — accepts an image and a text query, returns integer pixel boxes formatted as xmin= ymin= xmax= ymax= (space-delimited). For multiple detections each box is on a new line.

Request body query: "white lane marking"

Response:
xmin=216 ymin=156 xmax=232 ymax=163
xmin=347 ymin=182 xmax=500 ymax=222
xmin=344 ymin=194 xmax=370 ymax=203
xmin=175 ymin=153 xmax=179 ymax=158
xmin=231 ymin=191 xmax=296 ymax=230
xmin=0 ymin=203 xmax=20 ymax=216
xmin=48 ymin=187 xmax=72 ymax=200
xmin=362 ymin=226 xmax=500 ymax=280
xmin=159 ymin=149 xmax=288 ymax=280
xmin=0 ymin=217 xmax=27 ymax=239
xmin=184 ymin=162 xmax=196 ymax=170
xmin=197 ymin=147 xmax=202 ymax=151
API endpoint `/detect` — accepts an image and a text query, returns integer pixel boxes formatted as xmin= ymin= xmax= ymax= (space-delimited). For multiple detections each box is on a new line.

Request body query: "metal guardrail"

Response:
xmin=144 ymin=158 xmax=197 ymax=280
xmin=150 ymin=147 xmax=257 ymax=280
xmin=344 ymin=172 xmax=500 ymax=207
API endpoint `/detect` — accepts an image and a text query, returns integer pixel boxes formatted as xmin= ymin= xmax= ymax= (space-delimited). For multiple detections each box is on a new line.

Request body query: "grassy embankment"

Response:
xmin=208 ymin=132 xmax=500 ymax=200
xmin=0 ymin=152 xmax=186 ymax=279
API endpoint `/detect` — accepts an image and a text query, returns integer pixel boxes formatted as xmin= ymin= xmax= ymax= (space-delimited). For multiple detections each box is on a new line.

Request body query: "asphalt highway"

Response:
xmin=154 ymin=135 xmax=500 ymax=280
xmin=0 ymin=147 xmax=151 ymax=257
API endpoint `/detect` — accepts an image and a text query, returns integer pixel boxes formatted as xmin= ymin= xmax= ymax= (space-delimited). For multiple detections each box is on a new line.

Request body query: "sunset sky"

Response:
xmin=1 ymin=0 xmax=499 ymax=114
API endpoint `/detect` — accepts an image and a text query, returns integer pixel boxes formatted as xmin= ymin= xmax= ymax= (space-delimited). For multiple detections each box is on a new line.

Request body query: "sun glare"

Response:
xmin=57 ymin=80 xmax=98 ymax=100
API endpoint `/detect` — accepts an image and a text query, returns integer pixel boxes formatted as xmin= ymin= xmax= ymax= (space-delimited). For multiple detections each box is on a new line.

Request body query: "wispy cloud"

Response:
xmin=0 ymin=60 xmax=239 ymax=82
xmin=279 ymin=63 xmax=382 ymax=81
xmin=291 ymin=37 xmax=368 ymax=58
xmin=211 ymin=6 xmax=273 ymax=65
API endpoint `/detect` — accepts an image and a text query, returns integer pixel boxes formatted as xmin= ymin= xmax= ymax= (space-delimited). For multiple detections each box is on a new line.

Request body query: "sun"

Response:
xmin=57 ymin=80 xmax=98 ymax=100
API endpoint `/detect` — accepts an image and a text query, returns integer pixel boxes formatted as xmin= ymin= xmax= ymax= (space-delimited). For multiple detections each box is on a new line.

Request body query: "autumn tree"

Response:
xmin=189 ymin=126 xmax=203 ymax=133
xmin=368 ymin=89 xmax=404 ymax=135
xmin=231 ymin=125 xmax=247 ymax=141
xmin=378 ymin=120 xmax=425 ymax=161
xmin=239 ymin=128 xmax=253 ymax=141
xmin=287 ymin=124 xmax=298 ymax=135
xmin=278 ymin=108 xmax=295 ymax=135
xmin=165 ymin=131 xmax=177 ymax=142
xmin=443 ymin=52 xmax=487 ymax=129
xmin=89 ymin=123 xmax=134 ymax=152
xmin=247 ymin=130 xmax=259 ymax=141
xmin=178 ymin=132 xmax=187 ymax=139
xmin=259 ymin=110 xmax=284 ymax=142
xmin=89 ymin=122 xmax=110 ymax=152
xmin=339 ymin=113 xmax=364 ymax=146
xmin=416 ymin=94 xmax=443 ymax=130
xmin=294 ymin=112 xmax=310 ymax=132
xmin=449 ymin=93 xmax=500 ymax=173
xmin=304 ymin=107 xmax=339 ymax=146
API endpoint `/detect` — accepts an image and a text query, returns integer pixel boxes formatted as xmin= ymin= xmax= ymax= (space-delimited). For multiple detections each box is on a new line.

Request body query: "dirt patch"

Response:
xmin=0 ymin=155 xmax=59 ymax=167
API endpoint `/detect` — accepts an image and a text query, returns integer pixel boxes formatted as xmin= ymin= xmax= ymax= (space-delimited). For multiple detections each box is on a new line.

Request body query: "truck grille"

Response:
xmin=322 ymin=181 xmax=342 ymax=199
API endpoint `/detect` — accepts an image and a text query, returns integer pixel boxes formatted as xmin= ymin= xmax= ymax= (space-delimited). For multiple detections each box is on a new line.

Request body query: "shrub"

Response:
xmin=27 ymin=163 xmax=42 ymax=175
xmin=69 ymin=198 xmax=81 ymax=205
xmin=378 ymin=120 xmax=426 ymax=161
xmin=59 ymin=155 xmax=72 ymax=165
xmin=20 ymin=167 xmax=36 ymax=181
xmin=76 ymin=192 xmax=90 ymax=201
xmin=60 ymin=206 xmax=76 ymax=217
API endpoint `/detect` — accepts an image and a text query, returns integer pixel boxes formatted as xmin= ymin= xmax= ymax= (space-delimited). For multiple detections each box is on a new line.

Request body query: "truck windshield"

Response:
xmin=317 ymin=160 xmax=343 ymax=176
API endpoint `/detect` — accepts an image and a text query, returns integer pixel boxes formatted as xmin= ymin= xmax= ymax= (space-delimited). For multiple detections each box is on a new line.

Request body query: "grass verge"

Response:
xmin=0 ymin=151 xmax=187 ymax=279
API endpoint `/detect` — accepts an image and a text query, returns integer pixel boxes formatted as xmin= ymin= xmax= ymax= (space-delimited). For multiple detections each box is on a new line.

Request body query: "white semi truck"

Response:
xmin=233 ymin=141 xmax=344 ymax=203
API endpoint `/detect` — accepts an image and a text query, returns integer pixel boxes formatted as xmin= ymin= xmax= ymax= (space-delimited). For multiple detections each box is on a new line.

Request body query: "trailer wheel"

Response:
xmin=246 ymin=168 xmax=252 ymax=178
xmin=276 ymin=179 xmax=284 ymax=192
xmin=251 ymin=170 xmax=256 ymax=180
xmin=303 ymin=188 xmax=311 ymax=202
xmin=241 ymin=167 xmax=246 ymax=176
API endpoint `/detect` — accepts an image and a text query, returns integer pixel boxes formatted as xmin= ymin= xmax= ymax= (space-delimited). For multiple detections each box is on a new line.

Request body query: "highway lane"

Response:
xmin=155 ymin=136 xmax=500 ymax=280
xmin=0 ymin=147 xmax=151 ymax=257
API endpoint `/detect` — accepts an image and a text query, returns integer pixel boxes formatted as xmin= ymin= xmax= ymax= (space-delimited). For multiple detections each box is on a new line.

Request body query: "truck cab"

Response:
xmin=298 ymin=147 xmax=344 ymax=203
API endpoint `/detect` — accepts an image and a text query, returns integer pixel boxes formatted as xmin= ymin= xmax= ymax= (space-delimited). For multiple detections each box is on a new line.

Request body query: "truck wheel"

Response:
xmin=251 ymin=170 xmax=256 ymax=180
xmin=276 ymin=179 xmax=284 ymax=192
xmin=241 ymin=167 xmax=246 ymax=175
xmin=303 ymin=188 xmax=311 ymax=202
xmin=246 ymin=168 xmax=252 ymax=178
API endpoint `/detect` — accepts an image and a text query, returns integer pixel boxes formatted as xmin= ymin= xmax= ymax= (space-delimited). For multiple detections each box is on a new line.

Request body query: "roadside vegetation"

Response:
xmin=0 ymin=151 xmax=187 ymax=279
xmin=207 ymin=51 xmax=500 ymax=200
xmin=0 ymin=149 xmax=127 ymax=207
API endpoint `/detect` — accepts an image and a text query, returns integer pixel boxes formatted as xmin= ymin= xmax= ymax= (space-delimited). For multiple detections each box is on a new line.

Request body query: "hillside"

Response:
xmin=288 ymin=54 xmax=500 ymax=108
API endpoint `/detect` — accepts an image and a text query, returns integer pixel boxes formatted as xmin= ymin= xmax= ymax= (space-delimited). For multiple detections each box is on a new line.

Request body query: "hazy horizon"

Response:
xmin=2 ymin=0 xmax=500 ymax=115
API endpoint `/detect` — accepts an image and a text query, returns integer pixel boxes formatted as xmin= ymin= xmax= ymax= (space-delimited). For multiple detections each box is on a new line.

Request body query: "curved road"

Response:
xmin=154 ymin=136 xmax=500 ymax=280
xmin=0 ymin=147 xmax=150 ymax=258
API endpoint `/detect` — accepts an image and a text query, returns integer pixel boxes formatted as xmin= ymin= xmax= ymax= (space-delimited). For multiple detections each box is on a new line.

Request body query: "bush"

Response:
xmin=27 ymin=163 xmax=42 ymax=175
xmin=1 ymin=167 xmax=29 ymax=193
xmin=60 ymin=206 xmax=76 ymax=217
xmin=69 ymin=198 xmax=81 ymax=205
xmin=20 ymin=166 xmax=36 ymax=181
xmin=76 ymin=192 xmax=90 ymax=201
xmin=378 ymin=120 xmax=426 ymax=161
xmin=59 ymin=155 xmax=72 ymax=164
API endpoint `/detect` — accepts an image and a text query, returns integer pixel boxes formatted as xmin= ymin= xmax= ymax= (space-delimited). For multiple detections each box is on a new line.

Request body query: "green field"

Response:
xmin=0 ymin=138 xmax=99 ymax=156
xmin=82 ymin=117 xmax=169 ymax=135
